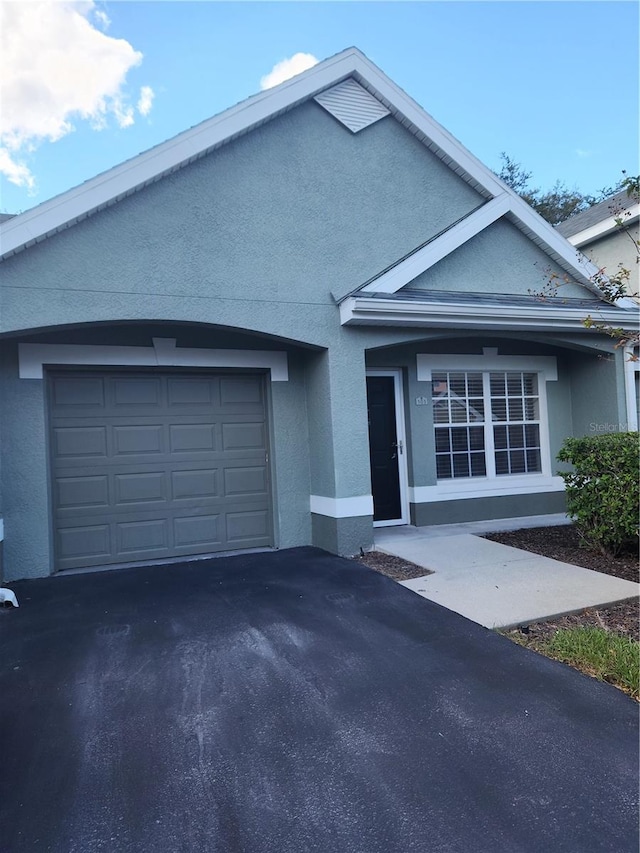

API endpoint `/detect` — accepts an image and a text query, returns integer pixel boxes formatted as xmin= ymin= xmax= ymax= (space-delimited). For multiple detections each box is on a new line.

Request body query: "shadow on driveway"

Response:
xmin=1 ymin=547 xmax=638 ymax=852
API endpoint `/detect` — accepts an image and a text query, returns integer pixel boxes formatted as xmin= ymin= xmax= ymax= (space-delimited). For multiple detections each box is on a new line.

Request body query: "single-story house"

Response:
xmin=0 ymin=48 xmax=637 ymax=581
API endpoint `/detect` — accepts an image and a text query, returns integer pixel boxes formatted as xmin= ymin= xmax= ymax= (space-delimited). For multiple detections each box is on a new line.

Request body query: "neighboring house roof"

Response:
xmin=0 ymin=213 xmax=16 ymax=223
xmin=556 ymin=190 xmax=640 ymax=245
xmin=0 ymin=47 xmax=610 ymax=299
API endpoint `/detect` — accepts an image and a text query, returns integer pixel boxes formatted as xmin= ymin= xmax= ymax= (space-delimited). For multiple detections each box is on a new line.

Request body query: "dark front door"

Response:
xmin=366 ymin=375 xmax=402 ymax=522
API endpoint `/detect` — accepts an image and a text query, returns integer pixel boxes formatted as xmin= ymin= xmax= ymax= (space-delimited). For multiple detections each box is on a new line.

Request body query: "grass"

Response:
xmin=534 ymin=627 xmax=639 ymax=699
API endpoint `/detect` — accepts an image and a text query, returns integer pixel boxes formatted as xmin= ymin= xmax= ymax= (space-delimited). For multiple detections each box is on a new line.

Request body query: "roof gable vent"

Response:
xmin=314 ymin=78 xmax=390 ymax=133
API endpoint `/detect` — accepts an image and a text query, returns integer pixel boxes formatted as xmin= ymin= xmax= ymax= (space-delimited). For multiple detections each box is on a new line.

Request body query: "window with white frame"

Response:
xmin=432 ymin=370 xmax=542 ymax=480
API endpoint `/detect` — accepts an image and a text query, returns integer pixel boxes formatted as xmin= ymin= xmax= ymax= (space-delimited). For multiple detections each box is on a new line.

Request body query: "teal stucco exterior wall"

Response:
xmin=0 ymin=99 xmax=629 ymax=579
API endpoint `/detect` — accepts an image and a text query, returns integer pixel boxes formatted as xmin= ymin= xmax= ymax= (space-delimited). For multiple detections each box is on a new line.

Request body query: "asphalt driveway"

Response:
xmin=1 ymin=547 xmax=638 ymax=852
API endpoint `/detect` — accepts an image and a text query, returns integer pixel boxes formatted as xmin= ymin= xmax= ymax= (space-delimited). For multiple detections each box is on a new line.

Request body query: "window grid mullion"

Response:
xmin=483 ymin=372 xmax=496 ymax=478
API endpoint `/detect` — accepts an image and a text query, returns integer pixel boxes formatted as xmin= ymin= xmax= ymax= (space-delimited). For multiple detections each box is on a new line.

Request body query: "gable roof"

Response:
xmin=556 ymin=189 xmax=640 ymax=245
xmin=0 ymin=47 xmax=607 ymax=296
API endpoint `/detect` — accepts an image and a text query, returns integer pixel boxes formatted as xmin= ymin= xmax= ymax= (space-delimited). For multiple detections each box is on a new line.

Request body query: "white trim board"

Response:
xmin=624 ymin=345 xmax=639 ymax=432
xmin=18 ymin=338 xmax=289 ymax=381
xmin=340 ymin=296 xmax=636 ymax=332
xmin=0 ymin=48 xmax=609 ymax=292
xmin=417 ymin=352 xmax=558 ymax=383
xmin=409 ymin=477 xmax=565 ymax=503
xmin=310 ymin=495 xmax=374 ymax=518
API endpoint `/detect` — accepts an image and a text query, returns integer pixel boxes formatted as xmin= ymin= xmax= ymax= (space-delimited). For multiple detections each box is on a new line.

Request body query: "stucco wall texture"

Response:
xmin=0 ymin=101 xmax=627 ymax=579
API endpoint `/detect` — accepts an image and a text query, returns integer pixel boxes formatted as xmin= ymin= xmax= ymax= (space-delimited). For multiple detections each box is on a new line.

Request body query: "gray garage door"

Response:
xmin=48 ymin=371 xmax=273 ymax=571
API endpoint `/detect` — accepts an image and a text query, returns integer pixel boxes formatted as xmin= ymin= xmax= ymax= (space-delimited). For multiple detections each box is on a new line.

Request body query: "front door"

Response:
xmin=366 ymin=372 xmax=408 ymax=525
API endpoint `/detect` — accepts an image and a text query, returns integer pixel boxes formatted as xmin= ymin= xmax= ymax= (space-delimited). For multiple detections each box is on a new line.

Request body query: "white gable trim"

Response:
xmin=0 ymin=47 xmax=609 ymax=291
xmin=360 ymin=195 xmax=511 ymax=294
xmin=18 ymin=338 xmax=289 ymax=381
xmin=358 ymin=194 xmax=602 ymax=296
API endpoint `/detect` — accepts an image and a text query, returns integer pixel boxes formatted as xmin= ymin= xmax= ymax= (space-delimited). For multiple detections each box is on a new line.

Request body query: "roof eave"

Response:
xmin=340 ymin=295 xmax=639 ymax=332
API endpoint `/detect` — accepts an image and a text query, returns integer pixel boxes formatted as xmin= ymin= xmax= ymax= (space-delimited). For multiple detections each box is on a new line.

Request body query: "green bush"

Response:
xmin=557 ymin=432 xmax=639 ymax=555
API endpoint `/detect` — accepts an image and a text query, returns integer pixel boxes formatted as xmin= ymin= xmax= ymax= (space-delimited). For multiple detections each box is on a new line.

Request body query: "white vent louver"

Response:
xmin=314 ymin=79 xmax=390 ymax=133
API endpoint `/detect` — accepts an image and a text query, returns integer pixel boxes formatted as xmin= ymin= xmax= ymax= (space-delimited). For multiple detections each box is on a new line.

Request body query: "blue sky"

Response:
xmin=1 ymin=1 xmax=638 ymax=214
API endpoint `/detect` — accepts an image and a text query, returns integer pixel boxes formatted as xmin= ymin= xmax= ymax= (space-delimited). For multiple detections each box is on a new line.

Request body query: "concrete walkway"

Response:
xmin=375 ymin=515 xmax=639 ymax=630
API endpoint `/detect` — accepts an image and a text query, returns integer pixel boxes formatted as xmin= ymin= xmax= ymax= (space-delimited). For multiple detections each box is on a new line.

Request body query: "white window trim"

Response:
xmin=417 ymin=351 xmax=558 ymax=497
xmin=18 ymin=338 xmax=289 ymax=381
xmin=417 ymin=352 xmax=558 ymax=383
xmin=409 ymin=477 xmax=565 ymax=503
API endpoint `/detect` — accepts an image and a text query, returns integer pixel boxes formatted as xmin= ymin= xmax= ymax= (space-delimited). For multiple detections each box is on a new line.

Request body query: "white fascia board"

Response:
xmin=18 ymin=338 xmax=288 ymax=380
xmin=565 ymin=204 xmax=640 ymax=248
xmin=360 ymin=195 xmax=511 ymax=294
xmin=340 ymin=296 xmax=638 ymax=333
xmin=310 ymin=495 xmax=374 ymax=518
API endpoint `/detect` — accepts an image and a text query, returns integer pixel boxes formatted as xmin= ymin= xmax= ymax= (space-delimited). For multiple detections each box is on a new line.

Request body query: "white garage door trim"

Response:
xmin=19 ymin=338 xmax=289 ymax=381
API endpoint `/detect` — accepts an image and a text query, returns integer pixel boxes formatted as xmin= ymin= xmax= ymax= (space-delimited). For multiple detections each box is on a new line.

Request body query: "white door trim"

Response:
xmin=367 ymin=369 xmax=409 ymax=527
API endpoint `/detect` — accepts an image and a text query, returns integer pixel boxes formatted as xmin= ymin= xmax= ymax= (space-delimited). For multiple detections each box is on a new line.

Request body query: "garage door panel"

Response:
xmin=113 ymin=425 xmax=164 ymax=455
xmin=167 ymin=377 xmax=214 ymax=406
xmin=56 ymin=475 xmax=109 ymax=509
xmin=57 ymin=524 xmax=111 ymax=561
xmin=53 ymin=376 xmax=105 ymax=408
xmin=226 ymin=510 xmax=270 ymax=542
xmin=112 ymin=376 xmax=162 ymax=407
xmin=221 ymin=422 xmax=266 ymax=451
xmin=224 ymin=466 xmax=268 ymax=497
xmin=115 ymin=472 xmax=168 ymax=505
xmin=117 ymin=519 xmax=168 ymax=555
xmin=220 ymin=375 xmax=263 ymax=405
xmin=171 ymin=469 xmax=219 ymax=500
xmin=49 ymin=371 xmax=273 ymax=570
xmin=169 ymin=424 xmax=217 ymax=452
xmin=174 ymin=514 xmax=221 ymax=548
xmin=53 ymin=427 xmax=108 ymax=459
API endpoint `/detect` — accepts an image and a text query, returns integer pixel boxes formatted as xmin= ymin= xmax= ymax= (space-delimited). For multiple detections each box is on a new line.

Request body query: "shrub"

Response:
xmin=557 ymin=432 xmax=639 ymax=555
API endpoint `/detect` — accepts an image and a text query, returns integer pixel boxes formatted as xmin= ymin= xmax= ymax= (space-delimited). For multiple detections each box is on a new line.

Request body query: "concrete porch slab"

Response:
xmin=376 ymin=531 xmax=639 ymax=630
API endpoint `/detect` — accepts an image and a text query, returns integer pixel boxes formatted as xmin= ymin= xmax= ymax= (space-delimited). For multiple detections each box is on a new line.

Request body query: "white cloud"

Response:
xmin=0 ymin=1 xmax=150 ymax=192
xmin=0 ymin=147 xmax=35 ymax=193
xmin=575 ymin=149 xmax=592 ymax=159
xmin=93 ymin=8 xmax=110 ymax=30
xmin=260 ymin=53 xmax=319 ymax=90
xmin=137 ymin=85 xmax=155 ymax=117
